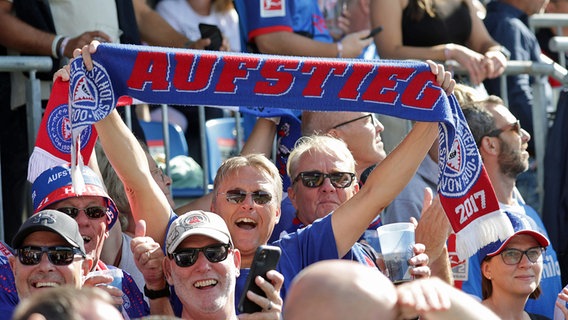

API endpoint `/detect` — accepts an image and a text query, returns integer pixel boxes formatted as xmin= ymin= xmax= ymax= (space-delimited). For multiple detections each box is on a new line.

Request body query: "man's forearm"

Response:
xmin=0 ymin=4 xmax=55 ymax=56
xmin=132 ymin=0 xmax=188 ymax=48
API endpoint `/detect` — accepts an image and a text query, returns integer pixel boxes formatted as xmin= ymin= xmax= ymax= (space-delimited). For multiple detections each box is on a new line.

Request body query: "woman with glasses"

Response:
xmin=479 ymin=212 xmax=551 ymax=320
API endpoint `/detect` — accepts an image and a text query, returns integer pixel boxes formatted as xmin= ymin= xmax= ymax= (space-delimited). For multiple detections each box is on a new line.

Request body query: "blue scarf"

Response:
xmin=69 ymin=43 xmax=511 ymax=259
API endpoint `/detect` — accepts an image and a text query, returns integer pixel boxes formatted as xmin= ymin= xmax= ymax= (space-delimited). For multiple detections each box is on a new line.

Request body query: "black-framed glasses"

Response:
xmin=56 ymin=206 xmax=108 ymax=219
xmin=218 ymin=189 xmax=272 ymax=205
xmin=332 ymin=113 xmax=376 ymax=129
xmin=16 ymin=246 xmax=85 ymax=266
xmin=169 ymin=243 xmax=231 ymax=267
xmin=293 ymin=171 xmax=356 ymax=188
xmin=499 ymin=246 xmax=545 ymax=265
xmin=484 ymin=120 xmax=521 ymax=138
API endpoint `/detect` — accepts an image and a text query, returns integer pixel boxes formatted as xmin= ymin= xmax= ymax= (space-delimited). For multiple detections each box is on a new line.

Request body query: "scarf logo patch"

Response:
xmin=70 ymin=60 xmax=115 ymax=130
xmin=438 ymin=117 xmax=481 ymax=198
xmin=47 ymin=103 xmax=93 ymax=154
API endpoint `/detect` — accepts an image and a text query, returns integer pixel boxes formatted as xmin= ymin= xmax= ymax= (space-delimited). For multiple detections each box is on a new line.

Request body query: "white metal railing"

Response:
xmin=530 ymin=13 xmax=568 ymax=67
xmin=0 ymin=56 xmax=53 ymax=242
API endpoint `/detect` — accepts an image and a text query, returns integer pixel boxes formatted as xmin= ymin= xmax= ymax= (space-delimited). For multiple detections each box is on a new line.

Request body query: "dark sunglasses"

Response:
xmin=485 ymin=120 xmax=521 ymax=138
xmin=498 ymin=246 xmax=545 ymax=265
xmin=56 ymin=206 xmax=107 ymax=219
xmin=16 ymin=246 xmax=85 ymax=266
xmin=219 ymin=189 xmax=272 ymax=205
xmin=169 ymin=243 xmax=231 ymax=267
xmin=332 ymin=113 xmax=376 ymax=129
xmin=293 ymin=171 xmax=356 ymax=188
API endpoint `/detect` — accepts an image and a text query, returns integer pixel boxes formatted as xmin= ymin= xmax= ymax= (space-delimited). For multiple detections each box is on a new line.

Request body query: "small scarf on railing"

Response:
xmin=67 ymin=43 xmax=511 ymax=259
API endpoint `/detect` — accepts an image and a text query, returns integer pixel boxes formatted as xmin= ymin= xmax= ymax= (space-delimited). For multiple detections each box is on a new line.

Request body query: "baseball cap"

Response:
xmin=31 ymin=164 xmax=118 ymax=229
xmin=12 ymin=209 xmax=86 ymax=255
xmin=166 ymin=210 xmax=232 ymax=254
xmin=478 ymin=211 xmax=549 ymax=261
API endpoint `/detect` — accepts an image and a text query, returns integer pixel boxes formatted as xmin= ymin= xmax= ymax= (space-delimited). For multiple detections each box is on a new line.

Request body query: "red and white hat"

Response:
xmin=32 ymin=164 xmax=118 ymax=230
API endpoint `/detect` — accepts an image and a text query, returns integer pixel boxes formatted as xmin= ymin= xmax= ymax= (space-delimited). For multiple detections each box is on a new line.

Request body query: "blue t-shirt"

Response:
xmin=461 ymin=204 xmax=562 ymax=319
xmin=483 ymin=1 xmax=551 ymax=155
xmin=0 ymin=242 xmax=18 ymax=319
xmin=237 ymin=0 xmax=332 ymax=44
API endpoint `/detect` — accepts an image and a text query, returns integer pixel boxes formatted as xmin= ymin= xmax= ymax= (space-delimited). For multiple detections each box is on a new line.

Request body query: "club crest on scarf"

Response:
xmin=438 ymin=115 xmax=481 ymax=198
xmin=47 ymin=103 xmax=93 ymax=154
xmin=70 ymin=59 xmax=116 ymax=128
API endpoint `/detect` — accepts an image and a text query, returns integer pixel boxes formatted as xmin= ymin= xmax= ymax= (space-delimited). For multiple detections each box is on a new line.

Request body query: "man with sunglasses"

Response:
xmin=163 ymin=210 xmax=283 ymax=319
xmin=0 ymin=164 xmax=153 ymax=318
xmin=454 ymin=96 xmax=562 ymax=319
xmin=2 ymin=209 xmax=91 ymax=317
xmin=285 ymin=135 xmax=429 ymax=272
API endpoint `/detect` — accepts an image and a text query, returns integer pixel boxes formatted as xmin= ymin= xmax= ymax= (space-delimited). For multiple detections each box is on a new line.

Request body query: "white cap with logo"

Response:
xmin=166 ymin=210 xmax=232 ymax=254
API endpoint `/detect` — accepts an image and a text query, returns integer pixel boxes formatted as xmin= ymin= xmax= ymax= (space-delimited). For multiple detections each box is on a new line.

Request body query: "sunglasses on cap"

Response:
xmin=56 ymin=206 xmax=107 ymax=219
xmin=497 ymin=246 xmax=545 ymax=265
xmin=293 ymin=171 xmax=356 ymax=188
xmin=218 ymin=189 xmax=272 ymax=205
xmin=16 ymin=246 xmax=85 ymax=266
xmin=169 ymin=243 xmax=231 ymax=268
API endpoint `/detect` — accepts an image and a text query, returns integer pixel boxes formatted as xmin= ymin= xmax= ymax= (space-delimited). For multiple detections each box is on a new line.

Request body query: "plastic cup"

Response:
xmin=376 ymin=222 xmax=415 ymax=284
xmin=321 ymin=0 xmax=345 ymax=39
xmin=86 ymin=268 xmax=124 ymax=311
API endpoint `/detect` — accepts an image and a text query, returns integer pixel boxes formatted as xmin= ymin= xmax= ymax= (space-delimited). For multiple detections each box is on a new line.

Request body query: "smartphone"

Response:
xmin=361 ymin=26 xmax=383 ymax=40
xmin=199 ymin=23 xmax=223 ymax=51
xmin=237 ymin=245 xmax=281 ymax=314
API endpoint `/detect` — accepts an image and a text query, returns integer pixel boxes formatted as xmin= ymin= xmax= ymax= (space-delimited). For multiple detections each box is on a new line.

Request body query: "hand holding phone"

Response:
xmin=361 ymin=26 xmax=383 ymax=40
xmin=237 ymin=245 xmax=281 ymax=314
xmin=199 ymin=23 xmax=223 ymax=51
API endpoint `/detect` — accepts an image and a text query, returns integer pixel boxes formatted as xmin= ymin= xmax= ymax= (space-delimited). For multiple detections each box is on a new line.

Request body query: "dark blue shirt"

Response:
xmin=483 ymin=1 xmax=550 ymax=155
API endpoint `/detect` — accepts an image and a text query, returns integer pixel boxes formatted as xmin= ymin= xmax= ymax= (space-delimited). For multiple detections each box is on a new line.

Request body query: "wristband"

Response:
xmin=489 ymin=45 xmax=511 ymax=60
xmin=336 ymin=41 xmax=343 ymax=58
xmin=144 ymin=283 xmax=170 ymax=299
xmin=58 ymin=37 xmax=70 ymax=59
xmin=51 ymin=35 xmax=64 ymax=59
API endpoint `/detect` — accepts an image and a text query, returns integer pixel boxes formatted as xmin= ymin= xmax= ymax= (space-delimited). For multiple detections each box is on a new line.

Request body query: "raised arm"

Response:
xmin=69 ymin=42 xmax=173 ymax=245
xmin=332 ymin=120 xmax=439 ymax=257
xmin=95 ymin=109 xmax=172 ymax=244
xmin=331 ymin=61 xmax=453 ymax=257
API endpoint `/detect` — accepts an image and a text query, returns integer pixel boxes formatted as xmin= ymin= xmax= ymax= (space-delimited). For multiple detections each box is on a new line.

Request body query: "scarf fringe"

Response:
xmin=455 ymin=210 xmax=514 ymax=261
xmin=27 ymin=147 xmax=67 ymax=183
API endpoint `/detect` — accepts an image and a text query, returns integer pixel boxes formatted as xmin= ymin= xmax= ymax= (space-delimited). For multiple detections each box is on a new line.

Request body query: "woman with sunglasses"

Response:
xmin=479 ymin=211 xmax=551 ymax=320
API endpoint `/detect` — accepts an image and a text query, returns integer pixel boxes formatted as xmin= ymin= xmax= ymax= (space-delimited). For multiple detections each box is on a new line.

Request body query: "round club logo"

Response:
xmin=438 ymin=118 xmax=481 ymax=198
xmin=47 ymin=103 xmax=93 ymax=154
xmin=70 ymin=59 xmax=115 ymax=129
